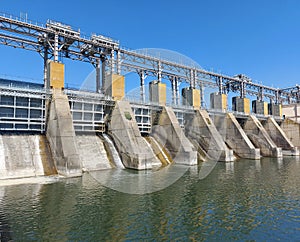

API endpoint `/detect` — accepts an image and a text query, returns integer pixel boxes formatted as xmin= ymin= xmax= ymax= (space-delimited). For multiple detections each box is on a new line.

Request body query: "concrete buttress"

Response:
xmin=152 ymin=106 xmax=197 ymax=165
xmin=212 ymin=113 xmax=260 ymax=159
xmin=242 ymin=115 xmax=282 ymax=157
xmin=262 ymin=117 xmax=299 ymax=156
xmin=281 ymin=118 xmax=300 ymax=147
xmin=108 ymin=100 xmax=161 ymax=170
xmin=185 ymin=109 xmax=235 ymax=162
xmin=46 ymin=89 xmax=82 ymax=176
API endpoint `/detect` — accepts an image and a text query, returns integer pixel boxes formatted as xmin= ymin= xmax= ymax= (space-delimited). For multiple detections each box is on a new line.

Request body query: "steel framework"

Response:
xmin=0 ymin=13 xmax=299 ymax=104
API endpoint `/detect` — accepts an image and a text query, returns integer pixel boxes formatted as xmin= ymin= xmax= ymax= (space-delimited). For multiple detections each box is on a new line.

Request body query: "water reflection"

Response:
xmin=0 ymin=158 xmax=299 ymax=241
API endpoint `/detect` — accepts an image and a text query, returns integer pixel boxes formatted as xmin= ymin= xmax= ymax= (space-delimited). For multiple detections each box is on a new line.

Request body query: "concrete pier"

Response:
xmin=242 ymin=115 xmax=282 ymax=157
xmin=281 ymin=118 xmax=300 ymax=147
xmin=185 ymin=109 xmax=235 ymax=162
xmin=269 ymin=103 xmax=282 ymax=117
xmin=108 ymin=100 xmax=161 ymax=170
xmin=210 ymin=93 xmax=227 ymax=111
xmin=252 ymin=100 xmax=268 ymax=116
xmin=152 ymin=106 xmax=197 ymax=165
xmin=46 ymin=89 xmax=82 ymax=176
xmin=149 ymin=81 xmax=166 ymax=105
xmin=232 ymin=97 xmax=250 ymax=114
xmin=212 ymin=113 xmax=260 ymax=159
xmin=182 ymin=87 xmax=201 ymax=109
xmin=262 ymin=117 xmax=299 ymax=156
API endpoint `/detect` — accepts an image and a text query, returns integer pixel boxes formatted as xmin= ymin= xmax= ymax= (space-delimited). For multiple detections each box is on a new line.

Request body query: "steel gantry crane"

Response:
xmin=0 ymin=12 xmax=299 ymax=105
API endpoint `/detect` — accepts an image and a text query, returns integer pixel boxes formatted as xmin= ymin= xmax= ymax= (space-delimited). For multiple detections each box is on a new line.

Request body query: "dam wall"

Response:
xmin=211 ymin=113 xmax=260 ymax=159
xmin=0 ymin=134 xmax=56 ymax=179
xmin=262 ymin=117 xmax=298 ymax=156
xmin=241 ymin=115 xmax=282 ymax=157
xmin=185 ymin=110 xmax=235 ymax=162
xmin=1 ymin=81 xmax=300 ymax=180
xmin=152 ymin=106 xmax=197 ymax=165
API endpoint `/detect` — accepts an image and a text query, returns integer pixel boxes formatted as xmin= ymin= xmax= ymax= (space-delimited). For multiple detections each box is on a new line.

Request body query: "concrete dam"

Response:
xmin=0 ymin=70 xmax=299 ymax=180
xmin=1 ymin=14 xmax=300 ymax=180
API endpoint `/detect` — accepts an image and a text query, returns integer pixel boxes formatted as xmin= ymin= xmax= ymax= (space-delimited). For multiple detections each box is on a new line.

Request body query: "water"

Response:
xmin=0 ymin=157 xmax=300 ymax=241
xmin=102 ymin=134 xmax=125 ymax=169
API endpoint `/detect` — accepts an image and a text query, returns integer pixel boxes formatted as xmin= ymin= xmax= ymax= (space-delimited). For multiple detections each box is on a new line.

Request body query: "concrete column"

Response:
xmin=210 ymin=92 xmax=227 ymax=111
xmin=104 ymin=74 xmax=125 ymax=100
xmin=182 ymin=87 xmax=201 ymax=109
xmin=268 ymin=103 xmax=282 ymax=117
xmin=149 ymin=81 xmax=166 ymax=105
xmin=47 ymin=60 xmax=64 ymax=89
xmin=252 ymin=100 xmax=268 ymax=116
xmin=232 ymin=96 xmax=250 ymax=114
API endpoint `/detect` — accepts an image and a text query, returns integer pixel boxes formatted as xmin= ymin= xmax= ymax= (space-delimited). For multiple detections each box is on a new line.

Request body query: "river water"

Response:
xmin=0 ymin=157 xmax=299 ymax=241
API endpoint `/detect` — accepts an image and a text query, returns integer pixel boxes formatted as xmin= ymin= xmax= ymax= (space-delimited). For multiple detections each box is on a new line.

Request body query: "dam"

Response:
xmin=1 ymin=14 xmax=300 ymax=180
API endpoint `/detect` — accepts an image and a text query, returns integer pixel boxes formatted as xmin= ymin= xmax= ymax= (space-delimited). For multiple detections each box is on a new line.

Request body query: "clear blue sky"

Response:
xmin=1 ymin=0 xmax=300 ymax=91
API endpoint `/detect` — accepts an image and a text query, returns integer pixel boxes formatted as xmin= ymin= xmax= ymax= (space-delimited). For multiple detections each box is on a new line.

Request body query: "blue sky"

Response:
xmin=1 ymin=0 xmax=300 ymax=94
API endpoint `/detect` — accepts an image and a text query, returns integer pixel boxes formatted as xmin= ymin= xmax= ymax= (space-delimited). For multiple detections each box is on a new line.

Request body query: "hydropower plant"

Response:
xmin=1 ymin=13 xmax=300 ymax=180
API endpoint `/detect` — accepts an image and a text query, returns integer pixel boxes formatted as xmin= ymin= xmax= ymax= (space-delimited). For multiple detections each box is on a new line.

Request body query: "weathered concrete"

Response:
xmin=46 ymin=89 xmax=82 ymax=176
xmin=232 ymin=97 xmax=250 ymax=114
xmin=241 ymin=115 xmax=282 ymax=157
xmin=211 ymin=113 xmax=260 ymax=159
xmin=262 ymin=117 xmax=299 ymax=156
xmin=282 ymin=103 xmax=300 ymax=122
xmin=75 ymin=134 xmax=113 ymax=171
xmin=281 ymin=118 xmax=300 ymax=147
xmin=185 ymin=109 xmax=235 ymax=162
xmin=210 ymin=92 xmax=227 ymax=111
xmin=182 ymin=87 xmax=201 ymax=109
xmin=108 ymin=100 xmax=161 ymax=170
xmin=0 ymin=134 xmax=48 ymax=179
xmin=269 ymin=103 xmax=282 ymax=117
xmin=252 ymin=100 xmax=268 ymax=116
xmin=152 ymin=106 xmax=197 ymax=165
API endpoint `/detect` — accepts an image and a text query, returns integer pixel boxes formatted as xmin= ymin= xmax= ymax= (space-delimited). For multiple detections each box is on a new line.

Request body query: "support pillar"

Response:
xmin=104 ymin=74 xmax=125 ymax=100
xmin=210 ymin=92 xmax=227 ymax=111
xmin=182 ymin=87 xmax=201 ymax=109
xmin=268 ymin=103 xmax=282 ymax=117
xmin=139 ymin=70 xmax=146 ymax=102
xmin=149 ymin=81 xmax=166 ymax=105
xmin=252 ymin=100 xmax=268 ymax=116
xmin=232 ymin=96 xmax=250 ymax=114
xmin=47 ymin=60 xmax=64 ymax=89
xmin=43 ymin=47 xmax=49 ymax=89
xmin=54 ymin=34 xmax=59 ymax=62
xmin=171 ymin=77 xmax=176 ymax=105
xmin=96 ymin=59 xmax=101 ymax=93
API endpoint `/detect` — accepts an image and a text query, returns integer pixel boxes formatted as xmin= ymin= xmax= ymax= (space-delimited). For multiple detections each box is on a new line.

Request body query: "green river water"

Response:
xmin=0 ymin=157 xmax=299 ymax=241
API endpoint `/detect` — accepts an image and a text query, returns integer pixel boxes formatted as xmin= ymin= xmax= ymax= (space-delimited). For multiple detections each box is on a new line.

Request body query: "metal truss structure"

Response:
xmin=0 ymin=13 xmax=299 ymax=104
